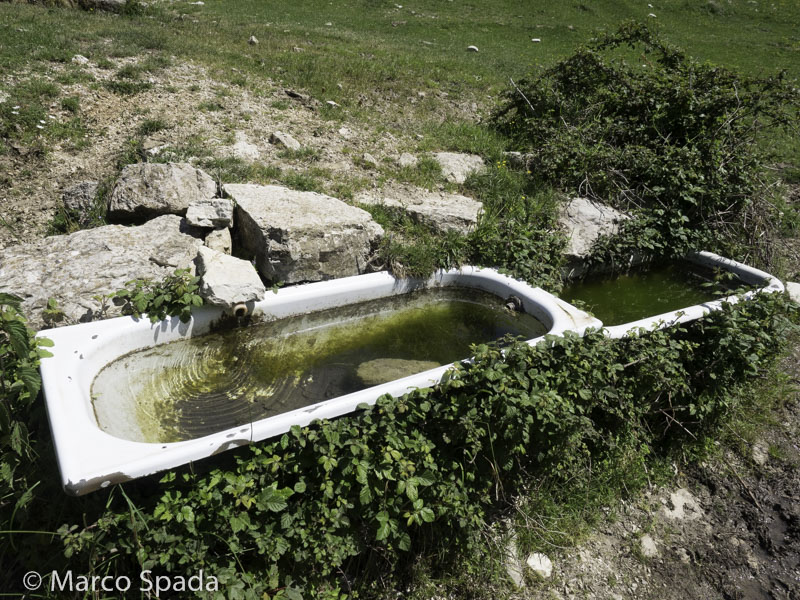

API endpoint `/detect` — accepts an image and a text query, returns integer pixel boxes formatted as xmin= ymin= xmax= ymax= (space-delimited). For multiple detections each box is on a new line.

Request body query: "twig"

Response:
xmin=509 ymin=77 xmax=536 ymax=116
xmin=721 ymin=454 xmax=762 ymax=511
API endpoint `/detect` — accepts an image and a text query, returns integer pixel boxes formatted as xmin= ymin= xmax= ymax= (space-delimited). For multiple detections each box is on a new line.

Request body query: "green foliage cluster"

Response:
xmin=0 ymin=294 xmax=52 ymax=540
xmin=491 ymin=22 xmax=800 ymax=266
xmin=1 ymin=288 xmax=793 ymax=597
xmin=113 ymin=268 xmax=204 ymax=323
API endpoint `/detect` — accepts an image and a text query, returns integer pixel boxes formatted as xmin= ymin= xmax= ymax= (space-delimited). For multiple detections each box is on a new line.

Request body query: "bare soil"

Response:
xmin=534 ymin=355 xmax=800 ymax=600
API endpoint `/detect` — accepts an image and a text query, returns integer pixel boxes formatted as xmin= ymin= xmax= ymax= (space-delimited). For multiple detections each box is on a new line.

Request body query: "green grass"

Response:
xmin=1 ymin=1 xmax=798 ymax=123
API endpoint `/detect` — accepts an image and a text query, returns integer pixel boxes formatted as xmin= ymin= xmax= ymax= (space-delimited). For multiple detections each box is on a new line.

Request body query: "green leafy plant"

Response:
xmin=0 ymin=293 xmax=53 ymax=536
xmin=114 ymin=268 xmax=204 ymax=323
xmin=491 ymin=21 xmax=800 ymax=268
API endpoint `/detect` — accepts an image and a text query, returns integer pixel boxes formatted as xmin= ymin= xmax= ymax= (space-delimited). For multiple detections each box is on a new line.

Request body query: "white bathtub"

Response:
xmin=37 ymin=266 xmax=601 ymax=495
xmin=601 ymin=251 xmax=784 ymax=338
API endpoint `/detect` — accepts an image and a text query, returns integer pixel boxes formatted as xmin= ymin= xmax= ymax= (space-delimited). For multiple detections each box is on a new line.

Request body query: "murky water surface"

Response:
xmin=559 ymin=263 xmax=734 ymax=326
xmin=92 ymin=287 xmax=545 ymax=442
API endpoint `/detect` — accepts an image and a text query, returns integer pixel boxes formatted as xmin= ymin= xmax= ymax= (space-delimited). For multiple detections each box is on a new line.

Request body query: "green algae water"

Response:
xmin=559 ymin=263 xmax=728 ymax=326
xmin=92 ymin=287 xmax=546 ymax=443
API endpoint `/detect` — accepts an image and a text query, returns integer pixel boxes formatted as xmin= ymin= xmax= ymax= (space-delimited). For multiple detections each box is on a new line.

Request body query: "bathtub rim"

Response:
xmin=37 ymin=266 xmax=601 ymax=496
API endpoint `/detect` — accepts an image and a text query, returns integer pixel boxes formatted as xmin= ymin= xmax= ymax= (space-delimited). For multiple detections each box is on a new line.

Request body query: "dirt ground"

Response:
xmin=533 ymin=355 xmax=800 ymax=600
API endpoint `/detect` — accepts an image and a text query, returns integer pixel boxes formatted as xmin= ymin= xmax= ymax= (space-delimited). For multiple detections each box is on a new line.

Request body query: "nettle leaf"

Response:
xmin=3 ymin=318 xmax=30 ymax=358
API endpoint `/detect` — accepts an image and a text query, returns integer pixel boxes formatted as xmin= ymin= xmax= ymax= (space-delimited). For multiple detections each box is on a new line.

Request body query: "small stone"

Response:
xmin=248 ymin=35 xmax=259 ymax=45
xmin=232 ymin=131 xmax=260 ymax=160
xmin=361 ymin=152 xmax=379 ymax=168
xmin=639 ymin=534 xmax=658 ymax=558
xmin=196 ymin=246 xmax=266 ymax=307
xmin=751 ymin=441 xmax=769 ymax=466
xmin=662 ymin=488 xmax=703 ymax=521
xmin=326 ymin=100 xmax=340 ymax=107
xmin=185 ymin=197 xmax=234 ymax=229
xmin=269 ymin=130 xmax=301 ymax=151
xmin=71 ymin=54 xmax=90 ymax=65
xmin=432 ymin=151 xmax=485 ymax=184
xmin=397 ymin=152 xmax=418 ymax=168
xmin=675 ymin=547 xmax=691 ymax=564
xmin=204 ymin=227 xmax=232 ymax=254
xmin=525 ymin=553 xmax=553 ymax=578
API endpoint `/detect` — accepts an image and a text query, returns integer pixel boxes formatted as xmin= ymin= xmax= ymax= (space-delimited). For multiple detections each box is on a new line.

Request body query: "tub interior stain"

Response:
xmin=558 ymin=262 xmax=740 ymax=326
xmin=91 ymin=287 xmax=546 ymax=443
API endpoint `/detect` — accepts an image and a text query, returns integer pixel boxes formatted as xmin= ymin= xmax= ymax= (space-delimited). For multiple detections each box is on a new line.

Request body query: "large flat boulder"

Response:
xmin=224 ymin=184 xmax=384 ymax=284
xmin=356 ymin=186 xmax=482 ymax=235
xmin=0 ymin=215 xmax=203 ymax=329
xmin=107 ymin=162 xmax=217 ymax=222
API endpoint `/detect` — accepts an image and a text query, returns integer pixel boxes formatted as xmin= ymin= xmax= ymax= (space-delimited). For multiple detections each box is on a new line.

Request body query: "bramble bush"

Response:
xmin=491 ymin=21 xmax=799 ymax=268
xmin=0 ymin=288 xmax=794 ymax=598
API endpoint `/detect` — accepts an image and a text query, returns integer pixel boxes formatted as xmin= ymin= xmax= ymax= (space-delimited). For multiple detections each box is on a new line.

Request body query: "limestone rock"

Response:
xmin=232 ymin=131 xmax=260 ymax=160
xmin=225 ymin=184 xmax=383 ymax=284
xmin=662 ymin=488 xmax=703 ymax=521
xmin=785 ymin=281 xmax=800 ymax=303
xmin=108 ymin=162 xmax=217 ymax=222
xmin=356 ymin=187 xmax=482 ymax=235
xmin=71 ymin=54 xmax=90 ymax=65
xmin=751 ymin=441 xmax=769 ymax=466
xmin=639 ymin=534 xmax=658 ymax=558
xmin=0 ymin=215 xmax=202 ymax=329
xmin=525 ymin=553 xmax=553 ymax=578
xmin=185 ymin=197 xmax=234 ymax=228
xmin=397 ymin=152 xmax=418 ymax=169
xmin=205 ymin=227 xmax=232 ymax=254
xmin=432 ymin=151 xmax=485 ymax=184
xmin=361 ymin=152 xmax=379 ymax=168
xmin=269 ymin=130 xmax=301 ymax=151
xmin=558 ymin=197 xmax=629 ymax=259
xmin=62 ymin=181 xmax=98 ymax=226
xmin=195 ymin=246 xmax=265 ymax=307
xmin=357 ymin=358 xmax=441 ymax=387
